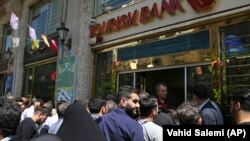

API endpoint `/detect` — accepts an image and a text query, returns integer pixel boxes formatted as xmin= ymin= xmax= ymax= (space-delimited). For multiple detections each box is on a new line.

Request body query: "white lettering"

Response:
xmin=195 ymin=129 xmax=225 ymax=136
xmin=166 ymin=129 xmax=191 ymax=136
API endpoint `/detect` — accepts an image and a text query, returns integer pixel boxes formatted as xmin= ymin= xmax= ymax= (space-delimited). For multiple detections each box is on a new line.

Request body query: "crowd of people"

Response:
xmin=0 ymin=83 xmax=250 ymax=141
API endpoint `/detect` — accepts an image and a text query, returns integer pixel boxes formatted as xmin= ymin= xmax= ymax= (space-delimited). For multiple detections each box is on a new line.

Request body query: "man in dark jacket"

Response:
xmin=97 ymin=85 xmax=144 ymax=141
xmin=192 ymin=84 xmax=224 ymax=125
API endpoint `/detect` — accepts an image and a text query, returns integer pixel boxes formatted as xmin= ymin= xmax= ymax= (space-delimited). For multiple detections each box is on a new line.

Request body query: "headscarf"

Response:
xmin=56 ymin=103 xmax=106 ymax=141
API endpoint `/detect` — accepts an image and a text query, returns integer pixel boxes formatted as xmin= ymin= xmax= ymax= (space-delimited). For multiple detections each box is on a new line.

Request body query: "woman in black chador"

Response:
xmin=57 ymin=103 xmax=106 ymax=141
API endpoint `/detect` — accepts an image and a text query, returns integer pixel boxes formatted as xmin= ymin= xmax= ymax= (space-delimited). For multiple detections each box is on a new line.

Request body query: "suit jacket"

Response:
xmin=200 ymin=100 xmax=224 ymax=125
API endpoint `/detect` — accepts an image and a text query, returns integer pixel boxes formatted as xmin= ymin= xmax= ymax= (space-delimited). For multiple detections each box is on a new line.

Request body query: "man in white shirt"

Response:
xmin=138 ymin=97 xmax=163 ymax=141
xmin=48 ymin=100 xmax=69 ymax=134
xmin=21 ymin=99 xmax=43 ymax=121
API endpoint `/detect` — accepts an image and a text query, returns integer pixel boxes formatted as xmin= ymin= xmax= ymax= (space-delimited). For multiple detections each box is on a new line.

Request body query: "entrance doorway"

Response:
xmin=136 ymin=68 xmax=184 ymax=106
xmin=118 ymin=64 xmax=211 ymax=107
xmin=119 ymin=68 xmax=184 ymax=106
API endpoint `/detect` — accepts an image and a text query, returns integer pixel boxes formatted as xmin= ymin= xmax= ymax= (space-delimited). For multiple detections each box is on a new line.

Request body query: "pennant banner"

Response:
xmin=42 ymin=35 xmax=50 ymax=47
xmin=12 ymin=37 xmax=20 ymax=48
xmin=10 ymin=12 xmax=19 ymax=30
xmin=31 ymin=39 xmax=39 ymax=51
xmin=50 ymin=39 xmax=58 ymax=52
xmin=29 ymin=26 xmax=37 ymax=40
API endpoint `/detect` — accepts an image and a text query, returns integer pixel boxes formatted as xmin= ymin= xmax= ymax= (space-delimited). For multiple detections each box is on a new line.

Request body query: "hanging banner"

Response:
xmin=55 ymin=56 xmax=76 ymax=103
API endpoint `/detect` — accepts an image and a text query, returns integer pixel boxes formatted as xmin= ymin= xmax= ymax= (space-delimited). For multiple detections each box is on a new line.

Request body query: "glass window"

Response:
xmin=34 ymin=63 xmax=56 ymax=102
xmin=29 ymin=0 xmax=62 ymax=42
xmin=220 ymin=21 xmax=250 ymax=123
xmin=22 ymin=68 xmax=33 ymax=97
xmin=118 ymin=30 xmax=210 ymax=61
xmin=0 ymin=74 xmax=5 ymax=96
xmin=220 ymin=21 xmax=250 ymax=92
xmin=119 ymin=73 xmax=134 ymax=87
xmin=2 ymin=24 xmax=12 ymax=61
xmin=1 ymin=25 xmax=13 ymax=96
xmin=23 ymin=63 xmax=56 ymax=102
xmin=94 ymin=0 xmax=142 ymax=17
xmin=222 ymin=21 xmax=250 ymax=58
xmin=2 ymin=24 xmax=12 ymax=54
xmin=1 ymin=24 xmax=11 ymax=74
xmin=95 ymin=51 xmax=113 ymax=96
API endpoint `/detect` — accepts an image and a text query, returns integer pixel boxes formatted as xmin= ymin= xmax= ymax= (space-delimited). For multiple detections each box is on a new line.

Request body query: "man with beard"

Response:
xmin=230 ymin=89 xmax=250 ymax=125
xmin=97 ymin=85 xmax=144 ymax=141
xmin=13 ymin=106 xmax=50 ymax=141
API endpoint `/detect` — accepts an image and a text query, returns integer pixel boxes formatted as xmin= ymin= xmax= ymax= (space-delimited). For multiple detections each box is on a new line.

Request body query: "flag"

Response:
xmin=12 ymin=37 xmax=20 ymax=48
xmin=41 ymin=35 xmax=50 ymax=47
xmin=31 ymin=40 xmax=39 ymax=51
xmin=29 ymin=26 xmax=37 ymax=40
xmin=10 ymin=12 xmax=19 ymax=30
xmin=49 ymin=39 xmax=58 ymax=52
xmin=50 ymin=71 xmax=57 ymax=81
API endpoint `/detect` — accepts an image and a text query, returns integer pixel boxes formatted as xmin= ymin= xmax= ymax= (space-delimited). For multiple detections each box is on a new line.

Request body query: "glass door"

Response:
xmin=117 ymin=64 xmax=212 ymax=107
xmin=23 ymin=62 xmax=56 ymax=102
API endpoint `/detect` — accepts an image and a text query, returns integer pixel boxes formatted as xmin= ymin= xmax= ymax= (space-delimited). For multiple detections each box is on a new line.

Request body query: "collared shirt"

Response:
xmin=91 ymin=114 xmax=100 ymax=120
xmin=97 ymin=107 xmax=144 ymax=141
xmin=198 ymin=99 xmax=210 ymax=110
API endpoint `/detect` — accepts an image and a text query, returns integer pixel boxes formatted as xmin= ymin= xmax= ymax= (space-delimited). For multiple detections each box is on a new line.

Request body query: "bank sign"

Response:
xmin=90 ymin=0 xmax=250 ymax=42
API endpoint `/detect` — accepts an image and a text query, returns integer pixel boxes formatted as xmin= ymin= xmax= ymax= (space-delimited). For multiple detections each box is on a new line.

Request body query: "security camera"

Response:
xmin=89 ymin=19 xmax=96 ymax=25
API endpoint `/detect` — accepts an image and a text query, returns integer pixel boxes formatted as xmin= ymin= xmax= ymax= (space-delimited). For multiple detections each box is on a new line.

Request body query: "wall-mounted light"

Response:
xmin=56 ymin=23 xmax=71 ymax=49
xmin=4 ymin=47 xmax=13 ymax=60
xmin=89 ymin=19 xmax=96 ymax=26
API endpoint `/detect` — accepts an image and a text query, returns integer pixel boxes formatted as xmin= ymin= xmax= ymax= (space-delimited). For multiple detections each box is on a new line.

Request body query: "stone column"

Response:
xmin=12 ymin=3 xmax=29 ymax=97
xmin=75 ymin=0 xmax=93 ymax=101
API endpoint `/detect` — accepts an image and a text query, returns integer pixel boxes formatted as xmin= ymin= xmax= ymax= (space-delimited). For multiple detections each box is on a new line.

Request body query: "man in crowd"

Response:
xmin=192 ymin=84 xmax=224 ymax=125
xmin=139 ymin=91 xmax=173 ymax=126
xmin=155 ymin=82 xmax=177 ymax=112
xmin=0 ymin=97 xmax=22 ymax=140
xmin=230 ymin=89 xmax=250 ymax=125
xmin=138 ymin=97 xmax=163 ymax=141
xmin=48 ymin=100 xmax=69 ymax=134
xmin=88 ymin=97 xmax=107 ymax=120
xmin=177 ymin=101 xmax=202 ymax=125
xmin=97 ymin=85 xmax=144 ymax=141
xmin=21 ymin=99 xmax=43 ymax=121
xmin=14 ymin=106 xmax=50 ymax=141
